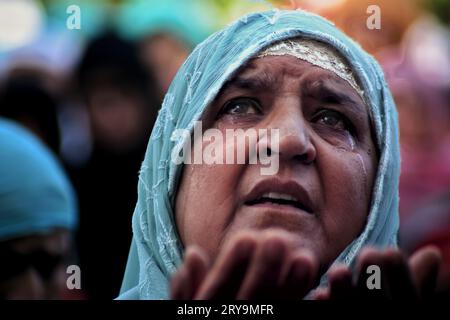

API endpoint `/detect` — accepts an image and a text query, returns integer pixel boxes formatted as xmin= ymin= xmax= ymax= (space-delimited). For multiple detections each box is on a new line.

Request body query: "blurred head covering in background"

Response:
xmin=116 ymin=0 xmax=215 ymax=96
xmin=119 ymin=9 xmax=400 ymax=299
xmin=0 ymin=118 xmax=77 ymax=242
xmin=116 ymin=0 xmax=213 ymax=46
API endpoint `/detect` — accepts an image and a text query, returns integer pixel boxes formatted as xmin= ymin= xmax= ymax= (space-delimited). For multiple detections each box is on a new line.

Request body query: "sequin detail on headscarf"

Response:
xmin=257 ymin=38 xmax=364 ymax=99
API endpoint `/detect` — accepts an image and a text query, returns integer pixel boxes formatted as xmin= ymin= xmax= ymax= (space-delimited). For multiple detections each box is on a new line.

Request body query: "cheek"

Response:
xmin=317 ymin=146 xmax=376 ymax=260
xmin=175 ymin=124 xmax=257 ymax=256
xmin=175 ymin=162 xmax=244 ymax=257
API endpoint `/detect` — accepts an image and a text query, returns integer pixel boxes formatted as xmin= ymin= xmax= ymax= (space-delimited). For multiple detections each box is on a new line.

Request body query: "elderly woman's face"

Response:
xmin=175 ymin=55 xmax=378 ymax=270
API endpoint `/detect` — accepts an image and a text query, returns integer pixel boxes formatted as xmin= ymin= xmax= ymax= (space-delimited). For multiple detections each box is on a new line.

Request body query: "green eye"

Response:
xmin=222 ymin=98 xmax=261 ymax=115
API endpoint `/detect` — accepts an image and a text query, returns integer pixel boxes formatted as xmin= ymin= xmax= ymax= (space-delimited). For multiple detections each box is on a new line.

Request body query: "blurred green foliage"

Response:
xmin=425 ymin=0 xmax=450 ymax=24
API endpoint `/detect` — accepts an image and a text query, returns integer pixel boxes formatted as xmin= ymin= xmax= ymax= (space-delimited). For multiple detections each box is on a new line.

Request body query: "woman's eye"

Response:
xmin=313 ymin=109 xmax=349 ymax=131
xmin=221 ymin=98 xmax=261 ymax=116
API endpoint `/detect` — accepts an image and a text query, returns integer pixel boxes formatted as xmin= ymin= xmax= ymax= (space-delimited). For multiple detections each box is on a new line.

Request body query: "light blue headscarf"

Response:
xmin=119 ymin=9 xmax=400 ymax=299
xmin=0 ymin=118 xmax=78 ymax=242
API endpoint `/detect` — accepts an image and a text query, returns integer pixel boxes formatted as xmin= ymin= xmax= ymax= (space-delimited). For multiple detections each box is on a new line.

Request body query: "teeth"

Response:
xmin=261 ymin=192 xmax=298 ymax=202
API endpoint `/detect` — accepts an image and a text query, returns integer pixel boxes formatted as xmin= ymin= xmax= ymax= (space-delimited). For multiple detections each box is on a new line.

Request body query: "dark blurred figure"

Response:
xmin=0 ymin=72 xmax=61 ymax=154
xmin=0 ymin=119 xmax=78 ymax=300
xmin=71 ymin=31 xmax=159 ymax=299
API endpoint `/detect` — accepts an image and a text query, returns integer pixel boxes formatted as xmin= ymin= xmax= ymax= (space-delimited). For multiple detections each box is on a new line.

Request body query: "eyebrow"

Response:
xmin=220 ymin=71 xmax=277 ymax=93
xmin=219 ymin=71 xmax=366 ymax=115
xmin=304 ymin=80 xmax=366 ymax=115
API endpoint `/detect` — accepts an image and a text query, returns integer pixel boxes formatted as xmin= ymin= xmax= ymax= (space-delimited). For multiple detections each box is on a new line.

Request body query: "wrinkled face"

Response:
xmin=175 ymin=55 xmax=378 ymax=271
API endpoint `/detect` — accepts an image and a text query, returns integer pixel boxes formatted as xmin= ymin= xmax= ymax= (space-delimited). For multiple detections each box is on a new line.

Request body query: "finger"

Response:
xmin=327 ymin=264 xmax=354 ymax=300
xmin=170 ymin=265 xmax=190 ymax=300
xmin=409 ymin=245 xmax=442 ymax=298
xmin=183 ymin=246 xmax=211 ymax=299
xmin=355 ymin=247 xmax=388 ymax=300
xmin=236 ymin=235 xmax=287 ymax=299
xmin=194 ymin=232 xmax=257 ymax=300
xmin=311 ymin=288 xmax=330 ymax=300
xmin=277 ymin=249 xmax=318 ymax=300
xmin=382 ymin=248 xmax=418 ymax=300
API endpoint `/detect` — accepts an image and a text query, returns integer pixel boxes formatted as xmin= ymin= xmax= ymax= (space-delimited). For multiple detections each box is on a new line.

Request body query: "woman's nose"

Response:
xmin=262 ymin=101 xmax=316 ymax=165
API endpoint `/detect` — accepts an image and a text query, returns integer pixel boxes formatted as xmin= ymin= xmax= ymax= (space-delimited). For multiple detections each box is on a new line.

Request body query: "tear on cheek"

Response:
xmin=355 ymin=153 xmax=368 ymax=177
xmin=314 ymin=126 xmax=356 ymax=152
xmin=351 ymin=153 xmax=371 ymax=200
xmin=327 ymin=131 xmax=356 ymax=152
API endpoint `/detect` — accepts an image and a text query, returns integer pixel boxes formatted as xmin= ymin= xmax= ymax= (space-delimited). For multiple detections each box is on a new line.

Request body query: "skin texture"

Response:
xmin=171 ymin=56 xmax=442 ymax=300
xmin=176 ymin=56 xmax=377 ymax=269
xmin=0 ymin=229 xmax=71 ymax=300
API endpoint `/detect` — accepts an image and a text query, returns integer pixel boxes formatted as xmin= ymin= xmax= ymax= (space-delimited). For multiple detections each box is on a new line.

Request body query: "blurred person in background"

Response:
xmin=71 ymin=30 xmax=159 ymax=299
xmin=379 ymin=3 xmax=450 ymax=220
xmin=115 ymin=0 xmax=213 ymax=101
xmin=400 ymin=189 xmax=450 ymax=299
xmin=384 ymin=51 xmax=450 ymax=221
xmin=139 ymin=32 xmax=191 ymax=98
xmin=0 ymin=118 xmax=78 ymax=300
xmin=0 ymin=71 xmax=62 ymax=154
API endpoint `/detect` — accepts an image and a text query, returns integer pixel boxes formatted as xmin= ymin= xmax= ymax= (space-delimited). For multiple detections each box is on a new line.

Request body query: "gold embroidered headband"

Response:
xmin=257 ymin=38 xmax=364 ymax=99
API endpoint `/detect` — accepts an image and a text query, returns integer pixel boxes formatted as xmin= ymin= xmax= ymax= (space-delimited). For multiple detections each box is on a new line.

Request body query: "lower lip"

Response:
xmin=245 ymin=202 xmax=313 ymax=216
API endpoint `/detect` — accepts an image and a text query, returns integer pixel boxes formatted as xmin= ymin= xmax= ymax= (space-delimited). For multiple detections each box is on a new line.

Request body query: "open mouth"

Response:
xmin=245 ymin=192 xmax=313 ymax=214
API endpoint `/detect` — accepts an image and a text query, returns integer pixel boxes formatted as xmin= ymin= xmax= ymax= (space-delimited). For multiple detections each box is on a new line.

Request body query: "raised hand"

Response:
xmin=171 ymin=229 xmax=319 ymax=300
xmin=313 ymin=246 xmax=442 ymax=300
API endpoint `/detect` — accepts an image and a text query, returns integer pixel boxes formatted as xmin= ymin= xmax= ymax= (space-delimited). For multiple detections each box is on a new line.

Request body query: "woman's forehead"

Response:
xmin=221 ymin=56 xmax=366 ymax=108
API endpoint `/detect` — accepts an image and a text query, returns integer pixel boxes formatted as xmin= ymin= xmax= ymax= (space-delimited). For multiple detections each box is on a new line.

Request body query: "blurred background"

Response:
xmin=0 ymin=0 xmax=449 ymax=299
